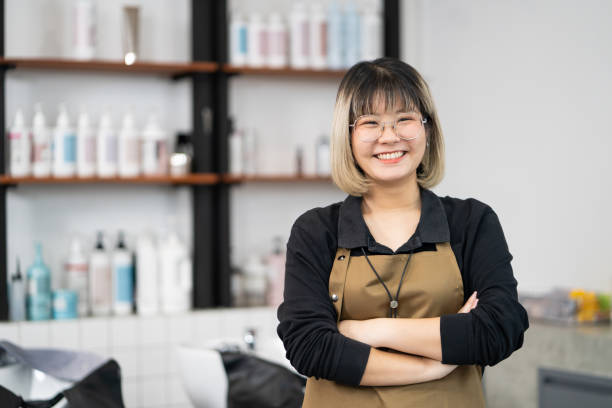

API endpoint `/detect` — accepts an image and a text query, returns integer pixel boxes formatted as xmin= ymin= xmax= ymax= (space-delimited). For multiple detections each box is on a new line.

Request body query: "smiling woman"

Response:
xmin=276 ymin=58 xmax=529 ymax=408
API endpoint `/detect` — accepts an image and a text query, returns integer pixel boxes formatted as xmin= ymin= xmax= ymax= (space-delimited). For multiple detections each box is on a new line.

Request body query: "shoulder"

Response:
xmin=436 ymin=192 xmax=501 ymax=240
xmin=291 ymin=201 xmax=342 ymax=239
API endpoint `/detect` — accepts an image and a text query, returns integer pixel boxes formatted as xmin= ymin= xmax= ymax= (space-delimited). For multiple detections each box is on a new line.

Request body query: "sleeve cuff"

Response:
xmin=333 ymin=337 xmax=371 ymax=386
xmin=440 ymin=313 xmax=473 ymax=365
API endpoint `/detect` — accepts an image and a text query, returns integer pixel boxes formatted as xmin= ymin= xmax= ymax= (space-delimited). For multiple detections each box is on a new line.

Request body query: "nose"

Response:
xmin=378 ymin=122 xmax=400 ymax=143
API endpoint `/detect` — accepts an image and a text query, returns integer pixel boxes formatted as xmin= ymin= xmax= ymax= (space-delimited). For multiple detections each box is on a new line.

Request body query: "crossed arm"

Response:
xmin=338 ymin=291 xmax=479 ymax=386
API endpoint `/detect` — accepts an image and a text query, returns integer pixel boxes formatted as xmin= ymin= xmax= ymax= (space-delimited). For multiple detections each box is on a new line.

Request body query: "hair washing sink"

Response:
xmin=177 ymin=335 xmax=296 ymax=408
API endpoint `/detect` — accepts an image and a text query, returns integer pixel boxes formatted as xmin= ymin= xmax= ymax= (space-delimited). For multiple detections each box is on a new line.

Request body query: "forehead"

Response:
xmin=351 ymin=88 xmax=419 ymax=118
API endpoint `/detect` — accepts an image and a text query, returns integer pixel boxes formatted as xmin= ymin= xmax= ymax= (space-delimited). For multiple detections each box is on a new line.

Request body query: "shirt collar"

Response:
xmin=337 ymin=185 xmax=451 ymax=251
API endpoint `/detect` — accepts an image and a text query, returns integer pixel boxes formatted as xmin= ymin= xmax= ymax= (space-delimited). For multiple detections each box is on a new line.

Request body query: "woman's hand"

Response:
xmin=458 ymin=291 xmax=478 ymax=313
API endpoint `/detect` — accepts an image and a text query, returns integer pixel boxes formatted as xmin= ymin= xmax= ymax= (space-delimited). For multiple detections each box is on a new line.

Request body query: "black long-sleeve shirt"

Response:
xmin=276 ymin=186 xmax=529 ymax=386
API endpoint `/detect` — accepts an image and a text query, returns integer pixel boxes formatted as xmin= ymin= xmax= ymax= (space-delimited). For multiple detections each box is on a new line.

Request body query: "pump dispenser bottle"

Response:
xmin=52 ymin=104 xmax=77 ymax=177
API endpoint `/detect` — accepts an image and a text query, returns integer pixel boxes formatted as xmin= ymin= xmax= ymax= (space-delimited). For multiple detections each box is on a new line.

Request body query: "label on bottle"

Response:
xmin=239 ymin=26 xmax=248 ymax=54
xmin=106 ymin=135 xmax=118 ymax=162
xmin=115 ymin=264 xmax=134 ymax=303
xmin=84 ymin=135 xmax=96 ymax=162
xmin=91 ymin=263 xmax=111 ymax=308
xmin=64 ymin=133 xmax=77 ymax=163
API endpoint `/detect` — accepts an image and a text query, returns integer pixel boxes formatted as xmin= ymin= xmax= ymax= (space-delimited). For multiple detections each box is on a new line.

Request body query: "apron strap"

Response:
xmin=328 ymin=248 xmax=351 ymax=322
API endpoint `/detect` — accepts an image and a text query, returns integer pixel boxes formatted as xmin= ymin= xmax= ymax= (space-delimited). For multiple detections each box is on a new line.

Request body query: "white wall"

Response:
xmin=402 ymin=0 xmax=612 ymax=293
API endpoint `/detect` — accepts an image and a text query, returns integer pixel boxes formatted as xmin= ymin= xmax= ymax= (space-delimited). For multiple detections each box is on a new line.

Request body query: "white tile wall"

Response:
xmin=0 ymin=307 xmax=280 ymax=408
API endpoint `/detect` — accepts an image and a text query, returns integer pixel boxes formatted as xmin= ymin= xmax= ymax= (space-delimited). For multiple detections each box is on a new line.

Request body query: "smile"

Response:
xmin=375 ymin=151 xmax=406 ymax=160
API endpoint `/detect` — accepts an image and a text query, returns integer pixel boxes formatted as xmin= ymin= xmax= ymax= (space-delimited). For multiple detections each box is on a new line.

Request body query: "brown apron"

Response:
xmin=302 ymin=243 xmax=485 ymax=408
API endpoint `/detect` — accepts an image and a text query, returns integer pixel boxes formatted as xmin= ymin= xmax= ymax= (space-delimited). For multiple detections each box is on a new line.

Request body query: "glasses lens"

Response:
xmin=355 ymin=116 xmax=381 ymax=142
xmin=396 ymin=113 xmax=423 ymax=140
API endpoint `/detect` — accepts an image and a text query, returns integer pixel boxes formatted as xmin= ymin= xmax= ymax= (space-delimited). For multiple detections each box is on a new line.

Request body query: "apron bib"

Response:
xmin=303 ymin=242 xmax=485 ymax=408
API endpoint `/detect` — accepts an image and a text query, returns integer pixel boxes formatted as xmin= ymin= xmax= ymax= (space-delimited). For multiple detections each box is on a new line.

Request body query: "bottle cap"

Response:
xmin=33 ymin=104 xmax=46 ymax=127
xmin=57 ymin=104 xmax=70 ymax=127
xmin=13 ymin=109 xmax=25 ymax=127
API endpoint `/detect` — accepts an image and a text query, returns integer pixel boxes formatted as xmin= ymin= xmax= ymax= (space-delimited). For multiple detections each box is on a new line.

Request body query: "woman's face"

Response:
xmin=350 ymin=102 xmax=428 ymax=186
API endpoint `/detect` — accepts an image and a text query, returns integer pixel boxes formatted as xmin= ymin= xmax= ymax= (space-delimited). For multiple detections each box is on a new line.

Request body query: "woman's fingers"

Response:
xmin=458 ymin=291 xmax=478 ymax=313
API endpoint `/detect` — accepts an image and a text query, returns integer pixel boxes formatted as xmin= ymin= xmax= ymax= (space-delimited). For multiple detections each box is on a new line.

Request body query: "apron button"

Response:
xmin=337 ymin=255 xmax=345 ymax=261
xmin=331 ymin=294 xmax=339 ymax=302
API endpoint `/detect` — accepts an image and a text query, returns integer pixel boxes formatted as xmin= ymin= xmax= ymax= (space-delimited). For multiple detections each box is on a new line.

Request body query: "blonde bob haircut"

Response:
xmin=331 ymin=58 xmax=445 ymax=196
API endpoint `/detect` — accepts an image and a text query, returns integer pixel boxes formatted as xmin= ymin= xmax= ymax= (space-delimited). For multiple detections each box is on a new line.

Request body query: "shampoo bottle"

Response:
xmin=326 ymin=1 xmax=343 ymax=69
xmin=159 ymin=230 xmax=192 ymax=314
xmin=9 ymin=258 xmax=26 ymax=321
xmin=141 ymin=113 xmax=168 ymax=175
xmin=27 ymin=243 xmax=52 ymax=321
xmin=118 ymin=110 xmax=140 ymax=177
xmin=112 ymin=231 xmax=134 ymax=315
xmin=32 ymin=104 xmax=51 ymax=177
xmin=266 ymin=13 xmax=288 ymax=68
xmin=65 ymin=236 xmax=89 ymax=316
xmin=89 ymin=231 xmax=112 ymax=316
xmin=52 ymin=104 xmax=77 ymax=177
xmin=289 ymin=2 xmax=309 ymax=69
xmin=136 ymin=232 xmax=159 ymax=316
xmin=229 ymin=10 xmax=248 ymax=66
xmin=9 ymin=109 xmax=31 ymax=177
xmin=76 ymin=109 xmax=96 ymax=177
xmin=247 ymin=13 xmax=266 ymax=67
xmin=309 ymin=3 xmax=327 ymax=69
xmin=343 ymin=2 xmax=361 ymax=68
xmin=97 ymin=109 xmax=118 ymax=178
xmin=360 ymin=0 xmax=383 ymax=60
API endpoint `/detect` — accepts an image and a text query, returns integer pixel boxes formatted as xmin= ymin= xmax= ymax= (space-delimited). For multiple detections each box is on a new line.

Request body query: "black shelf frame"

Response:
xmin=0 ymin=0 xmax=399 ymax=320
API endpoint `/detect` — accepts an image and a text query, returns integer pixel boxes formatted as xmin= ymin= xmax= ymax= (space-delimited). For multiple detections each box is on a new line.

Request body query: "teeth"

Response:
xmin=376 ymin=151 xmax=404 ymax=160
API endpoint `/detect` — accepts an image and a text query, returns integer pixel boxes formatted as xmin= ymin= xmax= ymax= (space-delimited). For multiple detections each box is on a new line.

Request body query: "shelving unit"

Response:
xmin=0 ymin=0 xmax=400 ymax=320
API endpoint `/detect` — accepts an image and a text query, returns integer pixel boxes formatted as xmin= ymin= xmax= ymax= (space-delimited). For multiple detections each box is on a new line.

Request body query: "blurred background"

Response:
xmin=0 ymin=0 xmax=611 ymax=407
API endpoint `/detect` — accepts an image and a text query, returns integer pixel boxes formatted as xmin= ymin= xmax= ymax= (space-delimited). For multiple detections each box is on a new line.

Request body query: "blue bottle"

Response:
xmin=327 ymin=1 xmax=343 ymax=69
xmin=343 ymin=1 xmax=361 ymax=68
xmin=27 ymin=242 xmax=52 ymax=321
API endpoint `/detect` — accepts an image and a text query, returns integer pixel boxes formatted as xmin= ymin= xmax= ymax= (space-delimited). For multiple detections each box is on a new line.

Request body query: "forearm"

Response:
xmin=359 ymin=347 xmax=453 ymax=386
xmin=368 ymin=317 xmax=443 ymax=361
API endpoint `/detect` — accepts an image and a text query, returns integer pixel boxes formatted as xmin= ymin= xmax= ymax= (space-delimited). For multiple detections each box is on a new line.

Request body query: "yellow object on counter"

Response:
xmin=569 ymin=289 xmax=600 ymax=322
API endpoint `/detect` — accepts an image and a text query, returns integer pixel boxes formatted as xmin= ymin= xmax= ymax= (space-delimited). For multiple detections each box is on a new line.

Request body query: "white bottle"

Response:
xmin=229 ymin=10 xmax=248 ymax=66
xmin=289 ymin=2 xmax=309 ymax=69
xmin=118 ymin=111 xmax=140 ymax=177
xmin=9 ymin=258 xmax=26 ymax=321
xmin=65 ymin=236 xmax=89 ymax=316
xmin=247 ymin=13 xmax=266 ymax=67
xmin=343 ymin=2 xmax=361 ymax=68
xmin=112 ymin=231 xmax=134 ymax=315
xmin=309 ymin=3 xmax=327 ymax=69
xmin=327 ymin=1 xmax=343 ymax=69
xmin=32 ymin=104 xmax=51 ymax=177
xmin=96 ymin=109 xmax=117 ymax=177
xmin=360 ymin=0 xmax=383 ymax=60
xmin=266 ymin=13 xmax=288 ymax=68
xmin=53 ymin=104 xmax=77 ymax=177
xmin=315 ymin=135 xmax=331 ymax=176
xmin=89 ymin=232 xmax=112 ymax=316
xmin=73 ymin=0 xmax=96 ymax=60
xmin=76 ymin=110 xmax=96 ymax=177
xmin=9 ymin=109 xmax=31 ymax=177
xmin=141 ymin=113 xmax=168 ymax=175
xmin=159 ymin=231 xmax=192 ymax=314
xmin=136 ymin=232 xmax=159 ymax=316
xmin=228 ymin=119 xmax=243 ymax=175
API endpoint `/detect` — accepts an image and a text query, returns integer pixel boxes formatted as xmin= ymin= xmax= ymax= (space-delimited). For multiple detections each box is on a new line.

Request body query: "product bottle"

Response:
xmin=159 ymin=230 xmax=192 ymax=314
xmin=89 ymin=231 xmax=112 ymax=316
xmin=32 ymin=104 xmax=51 ymax=177
xmin=76 ymin=109 xmax=96 ymax=177
xmin=96 ymin=109 xmax=118 ymax=178
xmin=118 ymin=111 xmax=140 ymax=177
xmin=289 ymin=2 xmax=309 ymax=69
xmin=27 ymin=243 xmax=52 ymax=321
xmin=315 ymin=135 xmax=331 ymax=175
xmin=360 ymin=0 xmax=383 ymax=60
xmin=247 ymin=13 xmax=266 ymax=68
xmin=309 ymin=3 xmax=327 ymax=69
xmin=9 ymin=258 xmax=26 ymax=321
xmin=266 ymin=237 xmax=286 ymax=308
xmin=52 ymin=104 xmax=77 ymax=177
xmin=242 ymin=255 xmax=268 ymax=306
xmin=65 ymin=236 xmax=89 ymax=316
xmin=135 ymin=232 xmax=159 ymax=316
xmin=229 ymin=10 xmax=248 ymax=66
xmin=326 ymin=0 xmax=343 ymax=69
xmin=266 ymin=13 xmax=288 ymax=68
xmin=9 ymin=109 xmax=31 ymax=177
xmin=242 ymin=128 xmax=258 ymax=175
xmin=228 ymin=118 xmax=243 ymax=175
xmin=141 ymin=113 xmax=168 ymax=176
xmin=112 ymin=231 xmax=134 ymax=315
xmin=343 ymin=1 xmax=361 ymax=68
xmin=73 ymin=0 xmax=96 ymax=60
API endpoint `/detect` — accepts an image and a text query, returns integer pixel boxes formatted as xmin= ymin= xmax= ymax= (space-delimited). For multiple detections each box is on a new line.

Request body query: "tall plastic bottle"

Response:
xmin=97 ymin=109 xmax=117 ymax=178
xmin=309 ymin=3 xmax=327 ymax=69
xmin=118 ymin=111 xmax=140 ymax=177
xmin=76 ymin=109 xmax=96 ymax=177
xmin=141 ymin=113 xmax=168 ymax=176
xmin=9 ymin=109 xmax=31 ymax=177
xmin=9 ymin=258 xmax=26 ymax=321
xmin=52 ymin=104 xmax=77 ymax=177
xmin=289 ymin=2 xmax=309 ymax=69
xmin=327 ymin=1 xmax=343 ymax=69
xmin=267 ymin=13 xmax=288 ymax=68
xmin=27 ymin=243 xmax=52 ymax=321
xmin=89 ymin=231 xmax=112 ymax=316
xmin=136 ymin=232 xmax=159 ymax=316
xmin=73 ymin=0 xmax=96 ymax=60
xmin=343 ymin=1 xmax=361 ymax=68
xmin=247 ymin=13 xmax=266 ymax=67
xmin=112 ymin=231 xmax=134 ymax=315
xmin=360 ymin=0 xmax=383 ymax=60
xmin=159 ymin=230 xmax=192 ymax=314
xmin=229 ymin=10 xmax=248 ymax=66
xmin=32 ymin=104 xmax=51 ymax=177
xmin=65 ymin=236 xmax=89 ymax=316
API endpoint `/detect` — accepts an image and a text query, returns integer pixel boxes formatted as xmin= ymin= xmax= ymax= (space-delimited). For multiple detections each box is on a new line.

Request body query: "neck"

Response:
xmin=362 ymin=178 xmax=421 ymax=214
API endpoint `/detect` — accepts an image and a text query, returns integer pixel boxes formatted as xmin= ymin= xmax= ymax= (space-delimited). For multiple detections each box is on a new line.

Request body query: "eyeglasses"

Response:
xmin=349 ymin=112 xmax=428 ymax=143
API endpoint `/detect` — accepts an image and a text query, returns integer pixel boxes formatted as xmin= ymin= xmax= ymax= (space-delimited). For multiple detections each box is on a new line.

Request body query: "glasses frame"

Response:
xmin=349 ymin=112 xmax=428 ymax=142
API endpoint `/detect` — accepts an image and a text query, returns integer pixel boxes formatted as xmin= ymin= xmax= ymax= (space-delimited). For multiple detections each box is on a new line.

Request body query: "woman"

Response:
xmin=277 ymin=58 xmax=529 ymax=407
